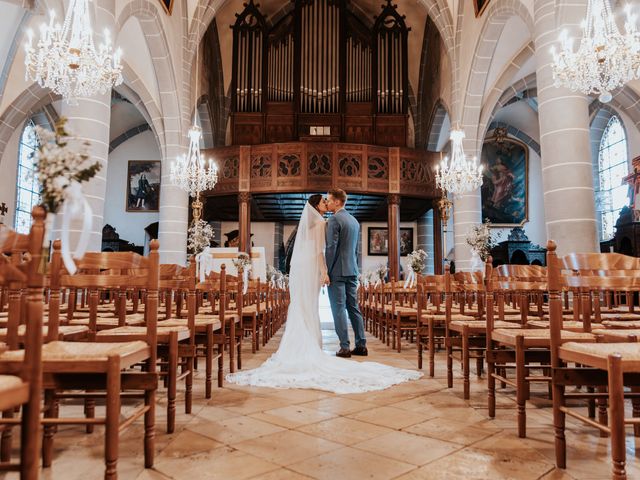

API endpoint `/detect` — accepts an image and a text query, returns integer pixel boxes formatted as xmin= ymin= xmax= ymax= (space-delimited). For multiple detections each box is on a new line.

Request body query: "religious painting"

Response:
xmin=126 ymin=161 xmax=161 ymax=212
xmin=480 ymin=128 xmax=528 ymax=227
xmin=158 ymin=0 xmax=173 ymax=14
xmin=474 ymin=0 xmax=491 ymax=17
xmin=400 ymin=228 xmax=414 ymax=257
xmin=368 ymin=227 xmax=413 ymax=256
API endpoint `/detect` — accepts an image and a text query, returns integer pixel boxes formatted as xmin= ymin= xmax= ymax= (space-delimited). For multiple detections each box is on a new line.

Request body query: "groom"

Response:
xmin=325 ymin=188 xmax=368 ymax=358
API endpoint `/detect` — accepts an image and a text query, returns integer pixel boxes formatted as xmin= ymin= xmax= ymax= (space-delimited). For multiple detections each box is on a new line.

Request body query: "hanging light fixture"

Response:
xmin=550 ymin=0 xmax=640 ymax=103
xmin=170 ymin=45 xmax=218 ymax=231
xmin=24 ymin=0 xmax=123 ymax=100
xmin=435 ymin=128 xmax=483 ymax=197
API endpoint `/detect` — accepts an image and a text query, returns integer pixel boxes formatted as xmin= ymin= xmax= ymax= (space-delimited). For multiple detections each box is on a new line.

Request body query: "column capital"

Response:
xmin=387 ymin=194 xmax=401 ymax=206
xmin=238 ymin=192 xmax=252 ymax=203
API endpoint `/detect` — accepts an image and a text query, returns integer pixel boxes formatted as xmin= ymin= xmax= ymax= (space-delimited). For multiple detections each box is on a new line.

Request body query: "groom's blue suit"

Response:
xmin=325 ymin=209 xmax=367 ymax=350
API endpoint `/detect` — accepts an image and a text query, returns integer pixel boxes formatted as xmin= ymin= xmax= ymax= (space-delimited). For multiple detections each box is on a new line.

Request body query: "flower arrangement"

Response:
xmin=266 ymin=264 xmax=284 ymax=286
xmin=232 ymin=252 xmax=252 ymax=273
xmin=375 ymin=263 xmax=388 ymax=282
xmin=34 ymin=118 xmax=101 ymax=214
xmin=187 ymin=219 xmax=214 ymax=255
xmin=407 ymin=249 xmax=428 ymax=273
xmin=466 ymin=219 xmax=497 ymax=261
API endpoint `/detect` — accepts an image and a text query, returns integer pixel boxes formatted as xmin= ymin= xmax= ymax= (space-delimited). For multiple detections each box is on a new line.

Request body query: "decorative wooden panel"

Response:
xmin=203 ymin=142 xmax=438 ymax=198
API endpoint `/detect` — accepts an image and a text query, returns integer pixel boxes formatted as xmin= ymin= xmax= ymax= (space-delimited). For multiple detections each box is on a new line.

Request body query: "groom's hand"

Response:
xmin=322 ymin=274 xmax=331 ymax=286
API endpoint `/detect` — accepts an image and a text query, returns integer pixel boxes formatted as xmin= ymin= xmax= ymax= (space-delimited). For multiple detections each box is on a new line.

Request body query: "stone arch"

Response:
xmin=478 ymin=42 xmax=535 ymax=139
xmin=461 ymin=0 xmax=534 ymax=154
xmin=486 ymin=121 xmax=540 ymax=156
xmin=426 ymin=101 xmax=450 ymax=151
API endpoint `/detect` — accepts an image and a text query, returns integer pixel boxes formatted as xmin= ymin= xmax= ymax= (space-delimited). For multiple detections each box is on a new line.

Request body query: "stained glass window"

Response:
xmin=14 ymin=121 xmax=40 ymax=234
xmin=597 ymin=115 xmax=628 ymax=240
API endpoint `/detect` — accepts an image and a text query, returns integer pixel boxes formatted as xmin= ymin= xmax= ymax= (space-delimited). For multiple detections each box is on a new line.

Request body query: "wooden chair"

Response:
xmin=547 ymin=241 xmax=640 ymax=479
xmin=0 ymin=206 xmax=45 ymax=479
xmin=486 ymin=260 xmax=595 ymax=438
xmin=8 ymin=241 xmax=161 ymax=478
xmin=386 ymin=280 xmax=418 ymax=352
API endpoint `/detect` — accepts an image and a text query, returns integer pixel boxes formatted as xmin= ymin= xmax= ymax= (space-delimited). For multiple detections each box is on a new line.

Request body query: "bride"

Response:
xmin=226 ymin=194 xmax=422 ymax=394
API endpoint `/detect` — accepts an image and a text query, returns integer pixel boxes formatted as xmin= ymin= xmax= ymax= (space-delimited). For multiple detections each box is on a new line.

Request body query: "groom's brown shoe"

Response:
xmin=336 ymin=348 xmax=351 ymax=358
xmin=351 ymin=346 xmax=368 ymax=356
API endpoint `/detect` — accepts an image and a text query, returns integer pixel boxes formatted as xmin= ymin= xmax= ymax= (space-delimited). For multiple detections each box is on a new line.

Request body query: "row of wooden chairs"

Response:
xmin=0 ymin=207 xmax=290 ymax=479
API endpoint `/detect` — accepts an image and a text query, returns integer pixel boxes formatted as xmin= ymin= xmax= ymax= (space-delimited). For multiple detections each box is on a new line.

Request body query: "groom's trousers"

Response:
xmin=327 ymin=276 xmax=367 ymax=350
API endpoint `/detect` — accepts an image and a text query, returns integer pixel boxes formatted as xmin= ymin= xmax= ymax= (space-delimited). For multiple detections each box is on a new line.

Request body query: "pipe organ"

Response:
xmin=229 ymin=0 xmax=409 ymax=146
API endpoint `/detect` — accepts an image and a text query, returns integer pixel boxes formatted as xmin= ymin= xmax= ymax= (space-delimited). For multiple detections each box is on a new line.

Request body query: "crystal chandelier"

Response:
xmin=435 ymin=129 xmax=484 ymax=196
xmin=170 ymin=124 xmax=218 ymax=198
xmin=551 ymin=0 xmax=640 ymax=103
xmin=170 ymin=45 xmax=218 ymax=235
xmin=24 ymin=0 xmax=123 ymax=100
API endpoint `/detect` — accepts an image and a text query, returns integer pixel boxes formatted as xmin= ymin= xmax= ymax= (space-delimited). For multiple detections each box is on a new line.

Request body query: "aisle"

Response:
xmin=25 ymin=309 xmax=640 ymax=480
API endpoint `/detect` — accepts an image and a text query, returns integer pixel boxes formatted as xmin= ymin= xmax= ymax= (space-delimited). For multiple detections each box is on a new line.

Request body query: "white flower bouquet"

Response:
xmin=232 ymin=252 xmax=252 ymax=273
xmin=187 ymin=219 xmax=214 ymax=255
xmin=466 ymin=219 xmax=497 ymax=262
xmin=407 ymin=249 xmax=428 ymax=273
xmin=375 ymin=264 xmax=388 ymax=283
xmin=34 ymin=118 xmax=101 ymax=214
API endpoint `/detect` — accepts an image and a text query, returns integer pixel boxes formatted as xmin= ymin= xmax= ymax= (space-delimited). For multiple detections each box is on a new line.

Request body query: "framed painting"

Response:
xmin=474 ymin=0 xmax=491 ymax=17
xmin=480 ymin=128 xmax=528 ymax=227
xmin=368 ymin=227 xmax=389 ymax=256
xmin=126 ymin=161 xmax=161 ymax=212
xmin=399 ymin=228 xmax=414 ymax=257
xmin=368 ymin=227 xmax=414 ymax=256
xmin=158 ymin=0 xmax=173 ymax=14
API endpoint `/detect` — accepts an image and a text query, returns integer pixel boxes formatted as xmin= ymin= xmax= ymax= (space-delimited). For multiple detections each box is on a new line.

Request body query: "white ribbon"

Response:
xmin=404 ymin=268 xmax=416 ymax=289
xmin=195 ymin=247 xmax=216 ymax=282
xmin=60 ymin=181 xmax=92 ymax=275
xmin=242 ymin=267 xmax=250 ymax=294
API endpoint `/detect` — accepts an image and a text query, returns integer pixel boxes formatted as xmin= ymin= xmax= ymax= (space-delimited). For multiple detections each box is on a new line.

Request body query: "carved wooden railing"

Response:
xmin=202 ymin=142 xmax=439 ymax=199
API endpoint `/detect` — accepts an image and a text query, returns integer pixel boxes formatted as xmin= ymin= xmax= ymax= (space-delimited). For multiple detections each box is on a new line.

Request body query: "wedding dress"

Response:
xmin=226 ymin=203 xmax=422 ymax=394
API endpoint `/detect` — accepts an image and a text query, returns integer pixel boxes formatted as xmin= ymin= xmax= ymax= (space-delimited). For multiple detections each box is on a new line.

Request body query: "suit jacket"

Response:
xmin=325 ymin=209 xmax=360 ymax=278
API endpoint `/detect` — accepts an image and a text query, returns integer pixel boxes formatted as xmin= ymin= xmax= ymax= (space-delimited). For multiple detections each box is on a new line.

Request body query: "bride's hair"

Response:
xmin=307 ymin=194 xmax=324 ymax=211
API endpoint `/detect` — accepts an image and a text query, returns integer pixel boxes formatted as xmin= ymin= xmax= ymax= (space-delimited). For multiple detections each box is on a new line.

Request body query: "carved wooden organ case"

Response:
xmin=229 ymin=0 xmax=410 ymax=147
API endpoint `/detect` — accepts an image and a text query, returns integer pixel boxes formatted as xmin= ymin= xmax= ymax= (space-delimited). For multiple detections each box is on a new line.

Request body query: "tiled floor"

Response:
xmin=6 ymin=300 xmax=640 ymax=479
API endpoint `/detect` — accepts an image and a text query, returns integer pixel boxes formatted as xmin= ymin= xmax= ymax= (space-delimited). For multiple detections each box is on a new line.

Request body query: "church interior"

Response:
xmin=1 ymin=0 xmax=640 ymax=478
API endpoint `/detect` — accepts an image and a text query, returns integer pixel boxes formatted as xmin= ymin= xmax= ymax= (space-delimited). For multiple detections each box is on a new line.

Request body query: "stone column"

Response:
xmin=238 ymin=192 xmax=252 ymax=253
xmin=534 ymin=0 xmax=598 ymax=255
xmin=56 ymin=0 xmax=116 ymax=251
xmin=387 ymin=194 xmax=401 ymax=281
xmin=433 ymin=207 xmax=443 ymax=274
xmin=453 ymin=189 xmax=481 ymax=272
xmin=417 ymin=210 xmax=435 ymax=274
xmin=158 ymin=166 xmax=188 ymax=264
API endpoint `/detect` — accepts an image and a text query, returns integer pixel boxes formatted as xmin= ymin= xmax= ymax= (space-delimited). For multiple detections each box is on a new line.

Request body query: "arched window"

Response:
xmin=597 ymin=115 xmax=628 ymax=240
xmin=14 ymin=121 xmax=40 ymax=234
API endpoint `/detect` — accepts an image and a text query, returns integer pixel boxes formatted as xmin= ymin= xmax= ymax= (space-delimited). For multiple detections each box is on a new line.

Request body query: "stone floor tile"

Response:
xmin=249 ymin=404 xmax=338 ymax=428
xmin=347 ymin=405 xmax=435 ymax=429
xmin=233 ymin=430 xmax=342 ymax=466
xmin=297 ymin=416 xmax=394 ymax=445
xmin=187 ymin=415 xmax=286 ymax=445
xmin=353 ymin=430 xmax=460 ymax=466
xmin=287 ymin=446 xmax=416 ymax=480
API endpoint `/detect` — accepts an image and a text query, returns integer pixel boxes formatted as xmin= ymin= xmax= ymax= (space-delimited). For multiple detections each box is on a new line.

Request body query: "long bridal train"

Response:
xmin=227 ymin=202 xmax=422 ymax=394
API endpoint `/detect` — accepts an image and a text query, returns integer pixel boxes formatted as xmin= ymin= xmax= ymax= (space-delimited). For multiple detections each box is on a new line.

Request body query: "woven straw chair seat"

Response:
xmin=600 ymin=312 xmax=640 ymax=320
xmin=449 ymin=320 xmax=520 ymax=332
xmin=527 ymin=320 xmax=589 ymax=332
xmin=559 ymin=342 xmax=640 ymax=371
xmin=159 ymin=318 xmax=223 ymax=331
xmin=96 ymin=326 xmax=190 ymax=342
xmin=601 ymin=320 xmax=640 ymax=329
xmin=0 ymin=340 xmax=149 ymax=362
xmin=0 ymin=325 xmax=89 ymax=340
xmin=492 ymin=328 xmax=595 ymax=347
xmin=420 ymin=313 xmax=476 ymax=323
xmin=0 ymin=374 xmax=23 ymax=390
xmin=68 ymin=317 xmax=145 ymax=327
xmin=592 ymin=329 xmax=640 ymax=342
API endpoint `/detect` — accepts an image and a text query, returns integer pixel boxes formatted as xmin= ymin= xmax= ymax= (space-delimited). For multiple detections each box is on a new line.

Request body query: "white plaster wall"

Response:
xmin=0 ymin=125 xmax=22 ymax=225
xmin=104 ymin=130 xmax=160 ymax=246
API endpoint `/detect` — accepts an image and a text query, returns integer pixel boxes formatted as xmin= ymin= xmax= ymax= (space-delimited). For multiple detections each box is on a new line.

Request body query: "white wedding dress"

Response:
xmin=226 ymin=204 xmax=422 ymax=394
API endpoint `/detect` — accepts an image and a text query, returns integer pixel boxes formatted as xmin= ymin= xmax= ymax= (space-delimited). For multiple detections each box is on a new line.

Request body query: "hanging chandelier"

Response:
xmin=550 ymin=0 xmax=640 ymax=103
xmin=24 ymin=0 xmax=123 ymax=100
xmin=435 ymin=129 xmax=483 ymax=197
xmin=170 ymin=123 xmax=218 ymax=198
